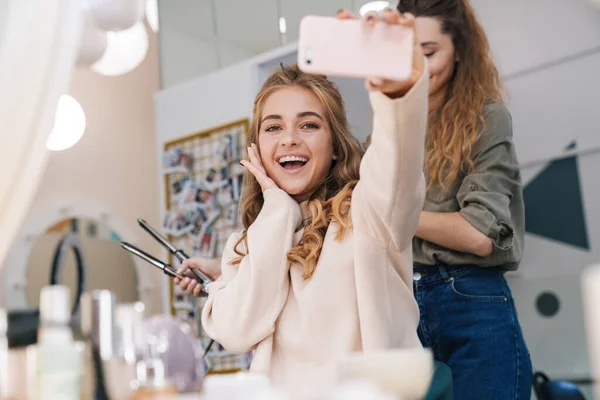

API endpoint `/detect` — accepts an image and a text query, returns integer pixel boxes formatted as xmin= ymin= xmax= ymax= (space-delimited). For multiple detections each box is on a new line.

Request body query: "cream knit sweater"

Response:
xmin=202 ymin=70 xmax=428 ymax=395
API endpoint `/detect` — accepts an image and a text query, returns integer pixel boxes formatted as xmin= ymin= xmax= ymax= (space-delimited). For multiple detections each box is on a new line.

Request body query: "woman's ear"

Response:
xmin=332 ymin=154 xmax=338 ymax=160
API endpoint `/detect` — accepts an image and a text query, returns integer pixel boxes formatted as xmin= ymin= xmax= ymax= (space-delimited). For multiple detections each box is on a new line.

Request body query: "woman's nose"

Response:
xmin=279 ymin=129 xmax=300 ymax=147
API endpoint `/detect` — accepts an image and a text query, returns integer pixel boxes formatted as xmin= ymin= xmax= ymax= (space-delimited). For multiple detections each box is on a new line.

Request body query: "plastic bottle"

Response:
xmin=0 ymin=308 xmax=8 ymax=399
xmin=34 ymin=285 xmax=81 ymax=400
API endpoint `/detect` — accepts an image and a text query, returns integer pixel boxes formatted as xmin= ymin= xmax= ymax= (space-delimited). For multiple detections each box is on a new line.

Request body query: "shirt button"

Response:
xmin=413 ymin=272 xmax=422 ymax=281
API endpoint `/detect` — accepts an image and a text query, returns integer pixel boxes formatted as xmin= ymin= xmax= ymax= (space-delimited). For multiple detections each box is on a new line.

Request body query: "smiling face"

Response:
xmin=415 ymin=16 xmax=458 ymax=108
xmin=257 ymin=86 xmax=335 ymax=203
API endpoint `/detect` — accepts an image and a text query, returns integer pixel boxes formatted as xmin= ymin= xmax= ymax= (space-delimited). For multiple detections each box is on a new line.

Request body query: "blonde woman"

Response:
xmin=176 ymin=10 xmax=428 ymax=393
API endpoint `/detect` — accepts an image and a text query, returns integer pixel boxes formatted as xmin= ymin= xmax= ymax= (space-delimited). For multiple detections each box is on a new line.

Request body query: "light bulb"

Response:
xmin=85 ymin=0 xmax=144 ymax=32
xmin=279 ymin=17 xmax=287 ymax=34
xmin=91 ymin=21 xmax=149 ymax=76
xmin=46 ymin=95 xmax=86 ymax=151
xmin=78 ymin=10 xmax=107 ymax=67
xmin=146 ymin=0 xmax=158 ymax=32
xmin=359 ymin=1 xmax=390 ymax=16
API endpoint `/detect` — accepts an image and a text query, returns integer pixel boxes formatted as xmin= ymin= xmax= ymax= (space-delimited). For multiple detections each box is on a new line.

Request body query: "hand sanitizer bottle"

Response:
xmin=34 ymin=285 xmax=81 ymax=400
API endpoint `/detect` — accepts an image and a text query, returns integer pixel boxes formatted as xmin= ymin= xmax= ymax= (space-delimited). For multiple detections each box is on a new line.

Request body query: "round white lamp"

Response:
xmin=77 ymin=10 xmax=107 ymax=67
xmin=359 ymin=1 xmax=391 ymax=16
xmin=91 ymin=21 xmax=149 ymax=76
xmin=145 ymin=0 xmax=158 ymax=32
xmin=46 ymin=95 xmax=87 ymax=151
xmin=85 ymin=0 xmax=144 ymax=32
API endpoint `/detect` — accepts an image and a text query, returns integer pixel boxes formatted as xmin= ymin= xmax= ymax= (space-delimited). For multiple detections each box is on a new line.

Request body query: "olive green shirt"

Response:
xmin=412 ymin=101 xmax=524 ymax=271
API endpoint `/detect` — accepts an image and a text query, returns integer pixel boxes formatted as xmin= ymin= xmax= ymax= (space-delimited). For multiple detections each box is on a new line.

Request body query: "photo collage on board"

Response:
xmin=162 ymin=126 xmax=245 ymax=260
xmin=162 ymin=121 xmax=251 ymax=371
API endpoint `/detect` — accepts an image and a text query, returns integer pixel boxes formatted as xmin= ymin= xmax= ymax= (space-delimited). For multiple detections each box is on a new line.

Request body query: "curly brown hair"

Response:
xmin=397 ymin=0 xmax=504 ymax=191
xmin=231 ymin=65 xmax=363 ymax=278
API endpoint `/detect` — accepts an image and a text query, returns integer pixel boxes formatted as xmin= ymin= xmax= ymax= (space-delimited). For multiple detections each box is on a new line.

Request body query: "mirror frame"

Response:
xmin=1 ymin=199 xmax=156 ymax=312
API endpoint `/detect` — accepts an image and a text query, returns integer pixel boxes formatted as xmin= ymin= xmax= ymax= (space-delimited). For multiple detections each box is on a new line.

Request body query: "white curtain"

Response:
xmin=0 ymin=0 xmax=83 ymax=289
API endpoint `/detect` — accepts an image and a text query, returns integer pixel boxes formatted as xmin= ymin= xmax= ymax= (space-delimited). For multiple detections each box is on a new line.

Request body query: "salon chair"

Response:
xmin=533 ymin=371 xmax=587 ymax=400
xmin=423 ymin=361 xmax=453 ymax=400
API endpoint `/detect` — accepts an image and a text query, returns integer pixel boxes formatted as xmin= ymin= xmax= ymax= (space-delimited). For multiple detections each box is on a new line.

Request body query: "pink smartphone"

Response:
xmin=298 ymin=15 xmax=414 ymax=81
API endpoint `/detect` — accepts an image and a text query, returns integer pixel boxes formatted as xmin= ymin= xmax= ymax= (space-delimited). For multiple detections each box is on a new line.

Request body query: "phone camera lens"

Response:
xmin=306 ymin=58 xmax=312 ymax=65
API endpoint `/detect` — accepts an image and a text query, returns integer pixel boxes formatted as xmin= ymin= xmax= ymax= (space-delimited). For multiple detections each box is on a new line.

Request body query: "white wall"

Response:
xmin=472 ymin=0 xmax=600 ymax=392
xmin=154 ymin=0 xmax=600 ymax=392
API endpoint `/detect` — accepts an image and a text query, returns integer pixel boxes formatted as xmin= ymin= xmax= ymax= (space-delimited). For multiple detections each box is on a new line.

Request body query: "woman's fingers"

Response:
xmin=240 ymin=159 xmax=263 ymax=181
xmin=250 ymin=143 xmax=266 ymax=172
xmin=363 ymin=11 xmax=380 ymax=28
xmin=187 ymin=279 xmax=198 ymax=294
xmin=399 ymin=12 xmax=416 ymax=29
xmin=382 ymin=8 xmax=402 ymax=25
xmin=193 ymin=285 xmax=203 ymax=297
xmin=247 ymin=145 xmax=260 ymax=168
xmin=178 ymin=277 xmax=190 ymax=290
xmin=177 ymin=259 xmax=199 ymax=277
xmin=241 ymin=144 xmax=277 ymax=191
xmin=336 ymin=9 xmax=357 ymax=20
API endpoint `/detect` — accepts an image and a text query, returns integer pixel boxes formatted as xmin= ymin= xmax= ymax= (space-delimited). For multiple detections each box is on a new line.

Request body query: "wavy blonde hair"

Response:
xmin=231 ymin=65 xmax=363 ymax=278
xmin=397 ymin=0 xmax=504 ymax=191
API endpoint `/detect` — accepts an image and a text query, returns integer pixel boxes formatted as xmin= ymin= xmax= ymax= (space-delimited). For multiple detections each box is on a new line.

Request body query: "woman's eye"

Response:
xmin=265 ymin=125 xmax=281 ymax=132
xmin=424 ymin=52 xmax=435 ymax=58
xmin=301 ymin=122 xmax=319 ymax=129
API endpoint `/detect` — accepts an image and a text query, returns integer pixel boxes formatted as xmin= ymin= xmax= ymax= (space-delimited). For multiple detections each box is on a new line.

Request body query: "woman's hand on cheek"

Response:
xmin=240 ymin=143 xmax=279 ymax=192
xmin=338 ymin=8 xmax=425 ymax=99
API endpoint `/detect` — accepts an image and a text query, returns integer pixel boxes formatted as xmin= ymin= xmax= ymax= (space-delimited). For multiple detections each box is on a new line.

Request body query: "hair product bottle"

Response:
xmin=34 ymin=285 xmax=81 ymax=400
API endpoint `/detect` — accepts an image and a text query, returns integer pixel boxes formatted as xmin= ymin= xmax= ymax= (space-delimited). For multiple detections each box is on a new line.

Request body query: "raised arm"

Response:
xmin=352 ymin=69 xmax=429 ymax=252
xmin=201 ymin=188 xmax=301 ymax=353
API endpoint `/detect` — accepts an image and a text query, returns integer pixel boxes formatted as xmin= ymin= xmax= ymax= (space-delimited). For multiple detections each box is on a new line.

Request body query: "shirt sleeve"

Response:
xmin=351 ymin=65 xmax=429 ymax=253
xmin=456 ymin=102 xmax=522 ymax=252
xmin=200 ymin=188 xmax=301 ymax=354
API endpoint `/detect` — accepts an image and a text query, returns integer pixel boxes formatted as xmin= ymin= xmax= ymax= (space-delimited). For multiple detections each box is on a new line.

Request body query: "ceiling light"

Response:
xmin=77 ymin=10 xmax=107 ymax=67
xmin=279 ymin=17 xmax=287 ymax=34
xmin=146 ymin=0 xmax=158 ymax=32
xmin=359 ymin=1 xmax=390 ymax=16
xmin=46 ymin=95 xmax=86 ymax=151
xmin=91 ymin=21 xmax=149 ymax=76
xmin=85 ymin=0 xmax=145 ymax=32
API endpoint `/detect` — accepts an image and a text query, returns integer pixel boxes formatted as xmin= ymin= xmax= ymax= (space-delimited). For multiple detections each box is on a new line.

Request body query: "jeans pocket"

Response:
xmin=448 ymin=269 xmax=508 ymax=302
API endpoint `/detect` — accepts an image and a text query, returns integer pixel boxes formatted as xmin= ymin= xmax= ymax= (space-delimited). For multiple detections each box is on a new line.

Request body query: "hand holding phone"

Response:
xmin=298 ymin=9 xmax=424 ymax=97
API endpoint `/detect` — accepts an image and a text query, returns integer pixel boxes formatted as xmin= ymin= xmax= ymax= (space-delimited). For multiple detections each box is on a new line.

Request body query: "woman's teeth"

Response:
xmin=278 ymin=156 xmax=308 ymax=170
xmin=278 ymin=156 xmax=308 ymax=164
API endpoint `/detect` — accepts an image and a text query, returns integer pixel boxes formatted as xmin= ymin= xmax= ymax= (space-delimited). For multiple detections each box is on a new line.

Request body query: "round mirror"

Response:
xmin=25 ymin=217 xmax=139 ymax=312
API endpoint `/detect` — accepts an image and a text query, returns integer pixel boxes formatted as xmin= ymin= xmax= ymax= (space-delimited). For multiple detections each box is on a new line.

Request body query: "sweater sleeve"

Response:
xmin=200 ymin=188 xmax=301 ymax=353
xmin=351 ymin=66 xmax=429 ymax=252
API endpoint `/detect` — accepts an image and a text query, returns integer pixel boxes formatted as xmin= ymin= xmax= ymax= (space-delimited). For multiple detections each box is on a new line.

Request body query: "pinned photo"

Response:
xmin=204 ymin=207 xmax=221 ymax=229
xmin=195 ymin=186 xmax=214 ymax=206
xmin=224 ymin=203 xmax=238 ymax=226
xmin=170 ymin=209 xmax=195 ymax=237
xmin=229 ymin=173 xmax=243 ymax=201
xmin=217 ymin=184 xmax=235 ymax=206
xmin=204 ymin=165 xmax=230 ymax=192
xmin=197 ymin=227 xmax=218 ymax=258
xmin=188 ymin=206 xmax=221 ymax=240
xmin=163 ymin=147 xmax=193 ymax=174
xmin=170 ymin=175 xmax=192 ymax=202
xmin=189 ymin=207 xmax=207 ymax=238
xmin=178 ymin=182 xmax=200 ymax=209
xmin=216 ymin=133 xmax=237 ymax=163
xmin=162 ymin=211 xmax=177 ymax=235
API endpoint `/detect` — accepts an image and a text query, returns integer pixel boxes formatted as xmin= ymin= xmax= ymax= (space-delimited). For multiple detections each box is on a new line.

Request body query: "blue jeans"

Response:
xmin=413 ymin=265 xmax=533 ymax=400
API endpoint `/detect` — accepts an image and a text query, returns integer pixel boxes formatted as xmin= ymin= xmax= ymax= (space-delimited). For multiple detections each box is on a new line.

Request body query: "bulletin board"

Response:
xmin=162 ymin=118 xmax=250 ymax=371
xmin=162 ymin=118 xmax=248 ymax=312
